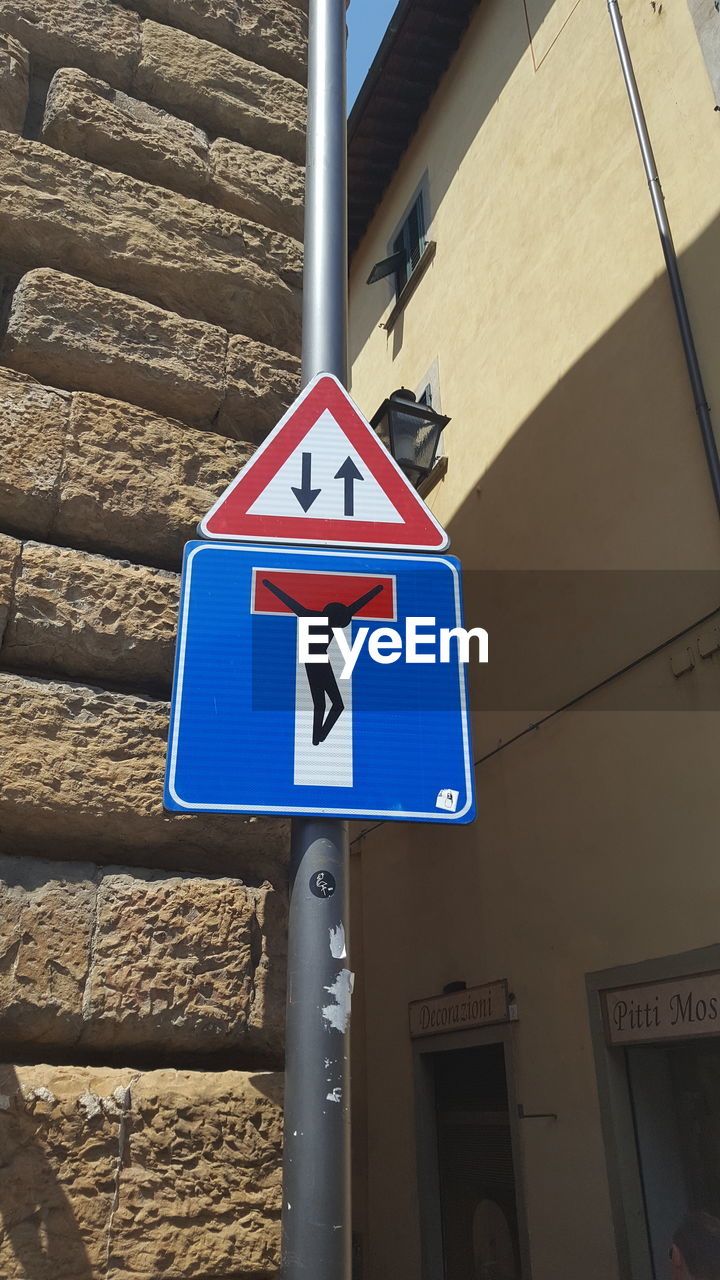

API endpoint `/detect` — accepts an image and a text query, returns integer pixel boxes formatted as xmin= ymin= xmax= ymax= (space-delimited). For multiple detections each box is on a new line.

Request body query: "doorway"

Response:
xmin=587 ymin=945 xmax=720 ymax=1280
xmin=419 ymin=1040 xmax=524 ymax=1280
xmin=628 ymin=1038 xmax=720 ymax=1277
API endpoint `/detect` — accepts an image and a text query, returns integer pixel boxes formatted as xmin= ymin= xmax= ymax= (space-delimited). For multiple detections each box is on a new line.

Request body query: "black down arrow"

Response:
xmin=335 ymin=457 xmax=364 ymax=516
xmin=291 ymin=452 xmax=321 ymax=512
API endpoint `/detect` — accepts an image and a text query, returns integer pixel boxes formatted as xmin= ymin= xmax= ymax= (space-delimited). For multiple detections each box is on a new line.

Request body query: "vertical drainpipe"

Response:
xmin=607 ymin=0 xmax=720 ymax=519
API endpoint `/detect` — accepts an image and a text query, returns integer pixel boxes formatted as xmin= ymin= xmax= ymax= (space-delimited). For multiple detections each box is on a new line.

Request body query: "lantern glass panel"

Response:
xmin=372 ymin=390 xmax=449 ymax=487
xmin=390 ymin=405 xmax=442 ymax=479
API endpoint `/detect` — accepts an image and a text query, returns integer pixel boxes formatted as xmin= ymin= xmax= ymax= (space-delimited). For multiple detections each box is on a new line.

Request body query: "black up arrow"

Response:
xmin=291 ymin=452 xmax=321 ymax=512
xmin=335 ymin=457 xmax=364 ymax=516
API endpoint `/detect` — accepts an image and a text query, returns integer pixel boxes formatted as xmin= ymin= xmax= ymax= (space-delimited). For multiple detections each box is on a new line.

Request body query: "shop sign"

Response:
xmin=604 ymin=971 xmax=720 ymax=1045
xmin=409 ymin=980 xmax=509 ymax=1039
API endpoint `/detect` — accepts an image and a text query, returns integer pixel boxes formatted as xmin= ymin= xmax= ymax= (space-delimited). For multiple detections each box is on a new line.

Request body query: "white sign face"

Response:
xmin=247 ymin=409 xmax=403 ymax=524
xmin=294 ymin=628 xmax=354 ymax=787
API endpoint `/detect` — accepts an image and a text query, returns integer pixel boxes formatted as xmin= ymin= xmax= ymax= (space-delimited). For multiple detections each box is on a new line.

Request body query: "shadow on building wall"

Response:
xmin=441 ymin=215 xmax=720 ymax=717
xmin=447 ymin=221 xmax=720 ymax=569
xmin=0 ymin=1065 xmax=94 ymax=1280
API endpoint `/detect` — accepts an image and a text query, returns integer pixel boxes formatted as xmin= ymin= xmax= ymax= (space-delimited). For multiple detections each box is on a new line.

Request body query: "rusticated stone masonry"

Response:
xmin=4 ymin=269 xmax=300 ymax=436
xmin=0 ymin=1064 xmax=284 ymax=1280
xmin=0 ymin=137 xmax=302 ymax=349
xmin=43 ymin=68 xmax=305 ymax=237
xmin=0 ymin=852 xmax=286 ymax=1056
xmin=0 ymin=0 xmax=306 ymax=1274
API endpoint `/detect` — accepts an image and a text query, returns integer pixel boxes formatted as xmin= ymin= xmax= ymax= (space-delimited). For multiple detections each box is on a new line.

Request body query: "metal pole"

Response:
xmin=607 ymin=0 xmax=720 ymax=518
xmin=301 ymin=0 xmax=348 ymax=385
xmin=282 ymin=820 xmax=352 ymax=1278
xmin=283 ymin=1 xmax=351 ymax=1277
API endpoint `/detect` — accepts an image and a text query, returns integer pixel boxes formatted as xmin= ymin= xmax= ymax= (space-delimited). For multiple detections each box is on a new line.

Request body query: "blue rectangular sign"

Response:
xmin=164 ymin=542 xmax=475 ymax=823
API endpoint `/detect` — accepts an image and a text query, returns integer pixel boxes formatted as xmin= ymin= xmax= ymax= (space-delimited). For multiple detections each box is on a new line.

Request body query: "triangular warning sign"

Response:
xmin=200 ymin=373 xmax=449 ymax=551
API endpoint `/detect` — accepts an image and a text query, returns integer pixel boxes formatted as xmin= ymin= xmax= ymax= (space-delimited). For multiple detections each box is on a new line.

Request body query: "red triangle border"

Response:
xmin=200 ymin=374 xmax=449 ymax=551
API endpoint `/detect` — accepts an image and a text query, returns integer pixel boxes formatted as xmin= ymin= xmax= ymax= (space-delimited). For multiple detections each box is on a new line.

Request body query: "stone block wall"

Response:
xmin=0 ymin=853 xmax=286 ymax=1056
xmin=0 ymin=1063 xmax=284 ymax=1279
xmin=0 ymin=1 xmax=306 ymax=1274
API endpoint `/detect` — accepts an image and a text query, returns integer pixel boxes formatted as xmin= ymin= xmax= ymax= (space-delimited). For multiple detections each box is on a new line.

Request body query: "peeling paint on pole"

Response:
xmin=329 ymin=923 xmax=347 ymax=958
xmin=322 ymin=969 xmax=354 ymax=1033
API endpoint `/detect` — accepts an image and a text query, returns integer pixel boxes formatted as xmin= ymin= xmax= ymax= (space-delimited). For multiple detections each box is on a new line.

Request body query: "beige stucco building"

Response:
xmin=347 ymin=0 xmax=720 ymax=1276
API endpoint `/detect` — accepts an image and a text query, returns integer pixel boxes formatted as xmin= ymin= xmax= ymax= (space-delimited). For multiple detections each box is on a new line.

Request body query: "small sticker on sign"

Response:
xmin=436 ymin=788 xmax=459 ymax=812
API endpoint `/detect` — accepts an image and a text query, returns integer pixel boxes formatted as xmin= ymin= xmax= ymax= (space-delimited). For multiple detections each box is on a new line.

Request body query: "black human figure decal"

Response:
xmin=262 ymin=578 xmax=384 ymax=746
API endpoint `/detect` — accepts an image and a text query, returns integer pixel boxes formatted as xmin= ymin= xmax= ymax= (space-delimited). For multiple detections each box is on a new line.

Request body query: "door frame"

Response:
xmin=412 ymin=1023 xmax=532 ymax=1280
xmin=586 ymin=942 xmax=720 ymax=1280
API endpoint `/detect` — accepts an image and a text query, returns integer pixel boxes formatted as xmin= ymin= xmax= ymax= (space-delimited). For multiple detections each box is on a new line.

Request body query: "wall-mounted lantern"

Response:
xmin=370 ymin=388 xmax=450 ymax=489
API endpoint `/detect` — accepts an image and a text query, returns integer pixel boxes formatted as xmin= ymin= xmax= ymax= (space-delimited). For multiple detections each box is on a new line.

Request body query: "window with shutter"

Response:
xmin=392 ymin=192 xmax=426 ymax=297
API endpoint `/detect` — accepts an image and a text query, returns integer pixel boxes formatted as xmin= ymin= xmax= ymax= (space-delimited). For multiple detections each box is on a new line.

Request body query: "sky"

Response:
xmin=347 ymin=0 xmax=399 ymax=112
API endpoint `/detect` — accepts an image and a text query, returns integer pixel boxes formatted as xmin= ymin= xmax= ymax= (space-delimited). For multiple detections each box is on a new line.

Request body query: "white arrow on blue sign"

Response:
xmin=164 ymin=542 xmax=476 ymax=823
